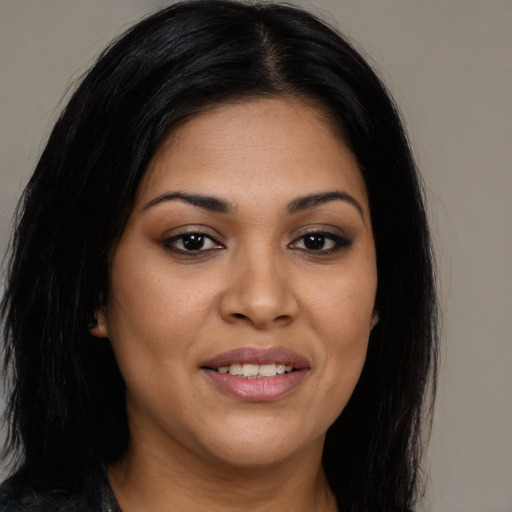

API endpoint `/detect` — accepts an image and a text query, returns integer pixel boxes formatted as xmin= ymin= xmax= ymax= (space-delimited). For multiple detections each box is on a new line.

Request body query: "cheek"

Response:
xmin=105 ymin=244 xmax=217 ymax=368
xmin=303 ymin=263 xmax=377 ymax=398
xmin=305 ymin=263 xmax=377 ymax=340
xmin=104 ymin=256 xmax=214 ymax=425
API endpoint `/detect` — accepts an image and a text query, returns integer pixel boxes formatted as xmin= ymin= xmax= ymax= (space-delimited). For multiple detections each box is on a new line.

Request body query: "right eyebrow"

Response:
xmin=142 ymin=191 xmax=234 ymax=214
xmin=287 ymin=191 xmax=365 ymax=222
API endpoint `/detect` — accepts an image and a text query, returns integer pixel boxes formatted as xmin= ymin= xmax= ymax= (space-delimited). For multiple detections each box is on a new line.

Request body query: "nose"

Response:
xmin=219 ymin=248 xmax=299 ymax=329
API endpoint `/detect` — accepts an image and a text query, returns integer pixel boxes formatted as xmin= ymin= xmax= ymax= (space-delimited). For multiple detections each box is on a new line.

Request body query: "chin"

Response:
xmin=196 ymin=415 xmax=325 ymax=469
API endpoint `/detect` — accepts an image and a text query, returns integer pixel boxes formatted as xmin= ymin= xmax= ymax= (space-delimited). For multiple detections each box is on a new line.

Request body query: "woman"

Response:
xmin=0 ymin=1 xmax=438 ymax=510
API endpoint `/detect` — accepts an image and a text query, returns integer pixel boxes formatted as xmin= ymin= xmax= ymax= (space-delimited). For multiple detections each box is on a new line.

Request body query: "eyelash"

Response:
xmin=289 ymin=231 xmax=352 ymax=255
xmin=162 ymin=232 xmax=224 ymax=254
xmin=161 ymin=230 xmax=352 ymax=256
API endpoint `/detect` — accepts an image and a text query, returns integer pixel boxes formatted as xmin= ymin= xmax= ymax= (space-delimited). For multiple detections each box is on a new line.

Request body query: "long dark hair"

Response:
xmin=1 ymin=1 xmax=438 ymax=510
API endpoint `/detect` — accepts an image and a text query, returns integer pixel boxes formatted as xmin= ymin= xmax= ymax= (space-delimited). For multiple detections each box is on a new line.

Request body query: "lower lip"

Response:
xmin=202 ymin=369 xmax=308 ymax=402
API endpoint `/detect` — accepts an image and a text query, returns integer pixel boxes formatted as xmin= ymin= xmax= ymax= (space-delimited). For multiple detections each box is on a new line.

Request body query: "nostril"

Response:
xmin=233 ymin=313 xmax=246 ymax=319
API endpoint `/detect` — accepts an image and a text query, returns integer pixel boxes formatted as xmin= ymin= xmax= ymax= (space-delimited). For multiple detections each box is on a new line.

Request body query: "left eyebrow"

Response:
xmin=287 ymin=191 xmax=365 ymax=221
xmin=142 ymin=191 xmax=234 ymax=214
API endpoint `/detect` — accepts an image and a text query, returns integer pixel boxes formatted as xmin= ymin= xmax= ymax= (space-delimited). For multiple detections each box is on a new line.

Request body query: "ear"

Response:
xmin=370 ymin=310 xmax=380 ymax=330
xmin=89 ymin=305 xmax=108 ymax=338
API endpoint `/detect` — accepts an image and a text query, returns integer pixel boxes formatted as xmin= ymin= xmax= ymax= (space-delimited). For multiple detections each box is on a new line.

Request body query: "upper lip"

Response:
xmin=201 ymin=346 xmax=310 ymax=369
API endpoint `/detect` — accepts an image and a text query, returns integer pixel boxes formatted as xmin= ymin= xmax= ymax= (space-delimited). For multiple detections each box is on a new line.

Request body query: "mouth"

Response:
xmin=201 ymin=347 xmax=310 ymax=402
xmin=210 ymin=363 xmax=296 ymax=378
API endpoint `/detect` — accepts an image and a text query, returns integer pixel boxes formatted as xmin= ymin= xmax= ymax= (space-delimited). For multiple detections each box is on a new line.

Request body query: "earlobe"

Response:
xmin=89 ymin=305 xmax=108 ymax=338
xmin=370 ymin=310 xmax=380 ymax=330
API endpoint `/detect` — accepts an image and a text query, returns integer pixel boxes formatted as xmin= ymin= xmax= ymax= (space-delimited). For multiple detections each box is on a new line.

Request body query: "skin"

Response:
xmin=93 ymin=97 xmax=378 ymax=511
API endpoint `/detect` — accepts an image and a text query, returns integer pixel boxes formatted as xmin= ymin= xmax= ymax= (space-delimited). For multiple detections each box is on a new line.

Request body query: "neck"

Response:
xmin=108 ymin=436 xmax=337 ymax=512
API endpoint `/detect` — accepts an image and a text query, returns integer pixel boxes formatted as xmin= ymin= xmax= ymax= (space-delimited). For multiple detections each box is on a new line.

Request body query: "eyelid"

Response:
xmin=288 ymin=229 xmax=353 ymax=254
xmin=161 ymin=224 xmax=224 ymax=241
xmin=160 ymin=226 xmax=226 ymax=254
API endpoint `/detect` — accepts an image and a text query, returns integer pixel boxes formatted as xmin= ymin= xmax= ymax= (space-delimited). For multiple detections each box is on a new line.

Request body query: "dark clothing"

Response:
xmin=0 ymin=472 xmax=121 ymax=512
xmin=1 ymin=473 xmax=414 ymax=511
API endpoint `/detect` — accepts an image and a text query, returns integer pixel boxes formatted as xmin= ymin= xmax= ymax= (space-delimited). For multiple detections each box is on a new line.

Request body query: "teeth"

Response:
xmin=242 ymin=364 xmax=259 ymax=377
xmin=259 ymin=363 xmax=277 ymax=377
xmin=228 ymin=363 xmax=243 ymax=375
xmin=276 ymin=364 xmax=286 ymax=375
xmin=220 ymin=363 xmax=295 ymax=378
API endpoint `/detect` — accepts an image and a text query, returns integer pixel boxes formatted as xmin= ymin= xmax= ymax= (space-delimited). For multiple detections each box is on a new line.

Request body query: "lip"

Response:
xmin=201 ymin=346 xmax=310 ymax=369
xmin=201 ymin=347 xmax=311 ymax=402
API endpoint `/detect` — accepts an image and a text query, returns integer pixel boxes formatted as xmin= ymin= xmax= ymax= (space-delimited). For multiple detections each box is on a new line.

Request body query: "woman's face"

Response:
xmin=96 ymin=98 xmax=378 ymax=469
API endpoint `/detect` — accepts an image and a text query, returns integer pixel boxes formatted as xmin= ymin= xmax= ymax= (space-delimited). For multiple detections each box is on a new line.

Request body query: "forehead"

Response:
xmin=136 ymin=97 xmax=368 ymax=210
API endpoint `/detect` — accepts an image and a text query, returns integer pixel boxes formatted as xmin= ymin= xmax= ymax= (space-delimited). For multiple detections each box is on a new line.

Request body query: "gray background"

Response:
xmin=1 ymin=1 xmax=511 ymax=511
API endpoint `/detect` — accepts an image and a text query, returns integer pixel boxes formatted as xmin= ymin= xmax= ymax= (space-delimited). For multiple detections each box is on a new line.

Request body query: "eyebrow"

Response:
xmin=287 ymin=191 xmax=365 ymax=220
xmin=143 ymin=189 xmax=365 ymax=220
xmin=143 ymin=191 xmax=234 ymax=214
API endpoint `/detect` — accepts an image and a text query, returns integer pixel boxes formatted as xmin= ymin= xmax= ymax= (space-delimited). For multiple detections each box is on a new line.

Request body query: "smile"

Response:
xmin=215 ymin=363 xmax=294 ymax=378
xmin=201 ymin=347 xmax=310 ymax=401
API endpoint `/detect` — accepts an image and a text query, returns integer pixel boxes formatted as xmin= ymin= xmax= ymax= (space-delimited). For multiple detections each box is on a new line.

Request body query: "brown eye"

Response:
xmin=181 ymin=234 xmax=206 ymax=250
xmin=290 ymin=231 xmax=352 ymax=254
xmin=303 ymin=234 xmax=331 ymax=251
xmin=163 ymin=232 xmax=223 ymax=253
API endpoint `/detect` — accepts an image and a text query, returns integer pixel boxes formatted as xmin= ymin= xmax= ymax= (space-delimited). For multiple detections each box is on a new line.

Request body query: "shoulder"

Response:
xmin=0 ymin=475 xmax=118 ymax=512
xmin=0 ymin=479 xmax=69 ymax=512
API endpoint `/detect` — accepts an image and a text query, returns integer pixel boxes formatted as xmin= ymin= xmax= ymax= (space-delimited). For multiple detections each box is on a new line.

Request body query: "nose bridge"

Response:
xmin=244 ymin=245 xmax=283 ymax=304
xmin=221 ymin=242 xmax=298 ymax=328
